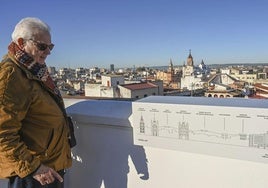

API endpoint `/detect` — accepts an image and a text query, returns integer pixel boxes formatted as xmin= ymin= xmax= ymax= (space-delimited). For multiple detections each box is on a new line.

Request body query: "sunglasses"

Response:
xmin=29 ymin=39 xmax=54 ymax=51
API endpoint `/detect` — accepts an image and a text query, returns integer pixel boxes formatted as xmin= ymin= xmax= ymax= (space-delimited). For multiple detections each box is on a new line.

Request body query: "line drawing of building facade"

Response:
xmin=139 ymin=114 xmax=145 ymax=134
xmin=178 ymin=121 xmax=189 ymax=140
xmin=151 ymin=114 xmax=159 ymax=136
xmin=137 ymin=113 xmax=268 ymax=150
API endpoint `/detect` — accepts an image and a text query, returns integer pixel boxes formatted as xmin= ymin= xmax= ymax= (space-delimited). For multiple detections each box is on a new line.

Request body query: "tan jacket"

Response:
xmin=0 ymin=55 xmax=72 ymax=178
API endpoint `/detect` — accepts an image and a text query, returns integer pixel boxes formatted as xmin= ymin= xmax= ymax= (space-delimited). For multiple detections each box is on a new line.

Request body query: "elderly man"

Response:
xmin=0 ymin=17 xmax=73 ymax=188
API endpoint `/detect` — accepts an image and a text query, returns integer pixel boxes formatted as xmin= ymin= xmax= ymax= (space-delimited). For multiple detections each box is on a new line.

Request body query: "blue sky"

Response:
xmin=1 ymin=0 xmax=268 ymax=69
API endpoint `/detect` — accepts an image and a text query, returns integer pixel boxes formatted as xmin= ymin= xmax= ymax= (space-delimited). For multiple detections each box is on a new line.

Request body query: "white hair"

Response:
xmin=11 ymin=17 xmax=51 ymax=43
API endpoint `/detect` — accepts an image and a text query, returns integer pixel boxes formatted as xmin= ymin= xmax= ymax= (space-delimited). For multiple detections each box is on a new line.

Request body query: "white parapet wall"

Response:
xmin=132 ymin=96 xmax=268 ymax=164
xmin=64 ymin=97 xmax=268 ymax=188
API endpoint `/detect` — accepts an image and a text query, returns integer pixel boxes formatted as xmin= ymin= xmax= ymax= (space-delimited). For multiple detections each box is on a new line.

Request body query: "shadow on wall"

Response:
xmin=64 ymin=100 xmax=149 ymax=188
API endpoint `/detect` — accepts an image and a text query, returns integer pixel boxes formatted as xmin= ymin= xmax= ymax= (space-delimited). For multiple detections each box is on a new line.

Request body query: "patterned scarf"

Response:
xmin=8 ymin=42 xmax=61 ymax=98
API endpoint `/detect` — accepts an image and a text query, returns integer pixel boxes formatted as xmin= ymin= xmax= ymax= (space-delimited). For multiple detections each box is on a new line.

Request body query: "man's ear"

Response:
xmin=17 ymin=38 xmax=25 ymax=48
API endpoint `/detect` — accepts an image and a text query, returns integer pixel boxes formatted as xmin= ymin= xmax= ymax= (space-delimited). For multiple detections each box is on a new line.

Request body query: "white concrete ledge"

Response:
xmin=64 ymin=98 xmax=268 ymax=188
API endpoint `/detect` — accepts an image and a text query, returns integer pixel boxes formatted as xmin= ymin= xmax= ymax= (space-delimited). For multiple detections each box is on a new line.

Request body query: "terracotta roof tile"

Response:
xmin=121 ymin=82 xmax=158 ymax=90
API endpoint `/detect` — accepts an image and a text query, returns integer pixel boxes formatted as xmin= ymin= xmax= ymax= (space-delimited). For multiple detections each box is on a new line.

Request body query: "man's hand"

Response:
xmin=32 ymin=164 xmax=63 ymax=185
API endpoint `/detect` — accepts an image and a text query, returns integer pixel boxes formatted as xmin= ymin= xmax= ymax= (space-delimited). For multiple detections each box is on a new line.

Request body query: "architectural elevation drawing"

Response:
xmin=132 ymin=96 xmax=268 ymax=164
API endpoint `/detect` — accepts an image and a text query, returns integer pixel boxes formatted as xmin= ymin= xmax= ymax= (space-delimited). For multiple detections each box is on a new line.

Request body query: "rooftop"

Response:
xmin=121 ymin=82 xmax=158 ymax=90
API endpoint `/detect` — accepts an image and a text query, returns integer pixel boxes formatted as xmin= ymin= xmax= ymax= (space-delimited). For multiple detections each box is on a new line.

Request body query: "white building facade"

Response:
xmin=117 ymin=82 xmax=160 ymax=99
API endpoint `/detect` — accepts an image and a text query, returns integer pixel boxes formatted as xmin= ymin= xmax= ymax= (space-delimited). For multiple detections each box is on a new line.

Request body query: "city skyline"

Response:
xmin=1 ymin=0 xmax=268 ymax=69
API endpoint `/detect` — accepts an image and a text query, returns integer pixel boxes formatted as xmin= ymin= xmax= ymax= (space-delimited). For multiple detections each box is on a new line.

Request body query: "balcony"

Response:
xmin=1 ymin=96 xmax=268 ymax=188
